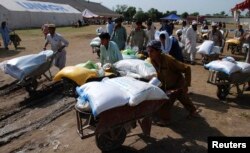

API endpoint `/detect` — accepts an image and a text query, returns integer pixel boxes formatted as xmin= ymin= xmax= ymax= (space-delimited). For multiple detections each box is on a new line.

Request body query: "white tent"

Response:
xmin=0 ymin=0 xmax=82 ymax=29
xmin=82 ymin=9 xmax=98 ymax=18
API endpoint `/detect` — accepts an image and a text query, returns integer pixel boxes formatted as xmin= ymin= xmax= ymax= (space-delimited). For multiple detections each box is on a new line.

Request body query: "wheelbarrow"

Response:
xmin=75 ymin=99 xmax=168 ymax=152
xmin=207 ymin=69 xmax=250 ymax=100
xmin=0 ymin=50 xmax=57 ymax=95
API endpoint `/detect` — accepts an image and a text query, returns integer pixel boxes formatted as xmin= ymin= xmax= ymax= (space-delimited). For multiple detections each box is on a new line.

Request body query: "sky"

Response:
xmin=89 ymin=0 xmax=247 ymax=15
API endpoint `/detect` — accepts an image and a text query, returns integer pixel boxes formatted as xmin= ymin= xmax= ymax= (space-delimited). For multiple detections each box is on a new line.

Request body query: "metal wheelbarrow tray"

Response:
xmin=75 ymin=99 xmax=168 ymax=151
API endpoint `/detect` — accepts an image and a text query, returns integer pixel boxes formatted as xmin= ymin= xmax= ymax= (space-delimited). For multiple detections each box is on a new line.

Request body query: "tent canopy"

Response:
xmin=82 ymin=9 xmax=98 ymax=18
xmin=231 ymin=0 xmax=250 ymax=11
xmin=160 ymin=14 xmax=180 ymax=20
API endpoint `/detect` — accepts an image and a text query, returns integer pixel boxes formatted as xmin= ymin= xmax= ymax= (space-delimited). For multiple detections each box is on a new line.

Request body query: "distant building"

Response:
xmin=0 ymin=0 xmax=82 ymax=29
xmin=30 ymin=0 xmax=121 ymax=18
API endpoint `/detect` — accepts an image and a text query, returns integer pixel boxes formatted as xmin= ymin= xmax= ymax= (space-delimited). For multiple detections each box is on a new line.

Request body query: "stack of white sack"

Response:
xmin=90 ymin=37 xmax=101 ymax=47
xmin=197 ymin=40 xmax=222 ymax=55
xmin=205 ymin=57 xmax=242 ymax=75
xmin=76 ymin=77 xmax=168 ymax=116
xmin=113 ymin=59 xmax=157 ymax=80
xmin=0 ymin=50 xmax=53 ymax=80
xmin=103 ymin=77 xmax=168 ymax=106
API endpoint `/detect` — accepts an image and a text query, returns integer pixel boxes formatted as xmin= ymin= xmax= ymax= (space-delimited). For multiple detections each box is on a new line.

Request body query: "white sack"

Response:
xmin=236 ymin=61 xmax=250 ymax=73
xmin=90 ymin=37 xmax=101 ymax=47
xmin=4 ymin=54 xmax=47 ymax=80
xmin=113 ymin=59 xmax=157 ymax=80
xmin=197 ymin=40 xmax=214 ymax=54
xmin=103 ymin=77 xmax=168 ymax=106
xmin=205 ymin=60 xmax=241 ymax=75
xmin=38 ymin=50 xmax=54 ymax=59
xmin=76 ymin=82 xmax=129 ymax=116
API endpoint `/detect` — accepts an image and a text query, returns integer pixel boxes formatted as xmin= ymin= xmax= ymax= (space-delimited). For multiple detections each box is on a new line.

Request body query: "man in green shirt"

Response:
xmin=111 ymin=18 xmax=127 ymax=50
xmin=127 ymin=21 xmax=148 ymax=52
xmin=147 ymin=40 xmax=199 ymax=124
xmin=99 ymin=32 xmax=123 ymax=66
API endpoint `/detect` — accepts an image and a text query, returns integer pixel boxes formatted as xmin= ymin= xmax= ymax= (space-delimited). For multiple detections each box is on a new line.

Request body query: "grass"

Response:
xmin=14 ymin=25 xmax=102 ymax=38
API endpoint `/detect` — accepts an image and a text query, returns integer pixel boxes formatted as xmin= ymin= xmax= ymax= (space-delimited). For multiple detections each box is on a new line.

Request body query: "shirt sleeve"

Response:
xmin=112 ymin=42 xmax=123 ymax=61
xmin=59 ymin=34 xmax=69 ymax=47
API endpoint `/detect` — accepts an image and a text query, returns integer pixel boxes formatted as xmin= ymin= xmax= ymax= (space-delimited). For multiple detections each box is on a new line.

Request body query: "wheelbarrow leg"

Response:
xmin=138 ymin=117 xmax=152 ymax=136
xmin=43 ymin=69 xmax=52 ymax=81
xmin=236 ymin=83 xmax=245 ymax=97
xmin=75 ymin=110 xmax=95 ymax=139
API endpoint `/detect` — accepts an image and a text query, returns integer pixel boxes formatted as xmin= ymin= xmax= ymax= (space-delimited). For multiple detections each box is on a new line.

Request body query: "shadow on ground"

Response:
xmin=0 ymin=48 xmax=22 ymax=58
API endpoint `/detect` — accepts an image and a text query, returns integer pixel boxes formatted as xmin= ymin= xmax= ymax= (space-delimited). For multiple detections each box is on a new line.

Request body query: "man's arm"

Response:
xmin=43 ymin=36 xmax=49 ymax=50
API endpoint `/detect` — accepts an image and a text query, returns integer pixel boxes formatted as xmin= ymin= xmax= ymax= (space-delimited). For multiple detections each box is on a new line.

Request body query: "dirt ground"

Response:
xmin=0 ymin=23 xmax=250 ymax=153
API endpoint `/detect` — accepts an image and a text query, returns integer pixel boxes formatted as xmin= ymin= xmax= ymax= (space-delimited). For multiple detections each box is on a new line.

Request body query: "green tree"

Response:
xmin=181 ymin=12 xmax=189 ymax=19
xmin=190 ymin=12 xmax=199 ymax=16
xmin=114 ymin=5 xmax=128 ymax=15
xmin=133 ymin=8 xmax=148 ymax=22
xmin=124 ymin=6 xmax=136 ymax=21
xmin=169 ymin=10 xmax=177 ymax=15
xmin=220 ymin=11 xmax=226 ymax=16
xmin=147 ymin=8 xmax=161 ymax=21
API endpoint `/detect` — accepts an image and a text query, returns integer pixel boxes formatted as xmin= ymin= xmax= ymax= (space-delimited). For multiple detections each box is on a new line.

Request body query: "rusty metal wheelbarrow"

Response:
xmin=207 ymin=70 xmax=250 ymax=100
xmin=75 ymin=99 xmax=168 ymax=152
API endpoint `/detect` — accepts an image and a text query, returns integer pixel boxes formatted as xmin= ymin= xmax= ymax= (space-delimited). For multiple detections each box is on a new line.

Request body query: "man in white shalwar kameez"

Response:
xmin=181 ymin=21 xmax=188 ymax=47
xmin=185 ymin=21 xmax=197 ymax=65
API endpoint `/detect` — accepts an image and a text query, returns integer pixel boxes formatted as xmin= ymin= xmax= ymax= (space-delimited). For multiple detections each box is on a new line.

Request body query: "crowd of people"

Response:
xmin=28 ymin=17 xmax=250 ymax=124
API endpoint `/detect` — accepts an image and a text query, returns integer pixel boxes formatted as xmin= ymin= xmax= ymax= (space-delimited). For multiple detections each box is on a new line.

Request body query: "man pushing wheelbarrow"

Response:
xmin=146 ymin=40 xmax=200 ymax=124
xmin=43 ymin=24 xmax=69 ymax=70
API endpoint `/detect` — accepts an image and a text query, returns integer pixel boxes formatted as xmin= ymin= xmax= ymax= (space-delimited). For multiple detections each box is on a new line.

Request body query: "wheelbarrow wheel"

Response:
xmin=95 ymin=126 xmax=127 ymax=152
xmin=62 ymin=77 xmax=78 ymax=98
xmin=216 ymin=85 xmax=230 ymax=100
xmin=25 ymin=79 xmax=38 ymax=95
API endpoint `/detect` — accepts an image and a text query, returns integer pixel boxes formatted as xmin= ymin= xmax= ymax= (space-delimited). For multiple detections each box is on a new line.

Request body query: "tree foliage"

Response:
xmin=181 ymin=12 xmax=189 ymax=19
xmin=124 ymin=6 xmax=136 ymax=21
xmin=189 ymin=12 xmax=199 ymax=16
xmin=113 ymin=5 xmax=232 ymax=22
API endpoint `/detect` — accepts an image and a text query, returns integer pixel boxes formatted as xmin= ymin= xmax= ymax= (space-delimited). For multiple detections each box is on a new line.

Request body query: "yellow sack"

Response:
xmin=53 ymin=66 xmax=98 ymax=85
xmin=226 ymin=39 xmax=241 ymax=45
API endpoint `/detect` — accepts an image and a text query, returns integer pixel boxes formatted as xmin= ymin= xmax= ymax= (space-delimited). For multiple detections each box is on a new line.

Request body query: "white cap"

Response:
xmin=192 ymin=20 xmax=197 ymax=25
